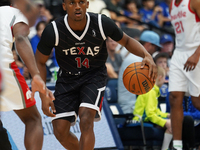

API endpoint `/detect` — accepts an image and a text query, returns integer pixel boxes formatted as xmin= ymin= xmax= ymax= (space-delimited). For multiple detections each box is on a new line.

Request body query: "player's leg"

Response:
xmin=191 ymin=96 xmax=200 ymax=111
xmin=168 ymin=50 xmax=188 ymax=149
xmin=52 ymin=119 xmax=79 ymax=150
xmin=78 ymin=76 xmax=106 ymax=150
xmin=169 ymin=91 xmax=185 ymax=148
xmin=79 ymin=107 xmax=96 ymax=150
xmin=14 ymin=105 xmax=43 ymax=150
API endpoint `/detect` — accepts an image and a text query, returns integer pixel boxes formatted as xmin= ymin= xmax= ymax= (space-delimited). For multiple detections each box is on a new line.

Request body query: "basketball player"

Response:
xmin=0 ymin=1 xmax=54 ymax=150
xmin=35 ymin=0 xmax=157 ymax=149
xmin=169 ymin=0 xmax=200 ymax=149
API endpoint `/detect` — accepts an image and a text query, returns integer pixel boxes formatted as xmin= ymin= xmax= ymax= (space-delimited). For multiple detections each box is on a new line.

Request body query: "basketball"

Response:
xmin=123 ymin=62 xmax=155 ymax=95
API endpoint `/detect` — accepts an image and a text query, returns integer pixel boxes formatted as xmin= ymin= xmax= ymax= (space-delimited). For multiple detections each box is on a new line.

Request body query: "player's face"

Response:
xmin=62 ymin=0 xmax=89 ymax=21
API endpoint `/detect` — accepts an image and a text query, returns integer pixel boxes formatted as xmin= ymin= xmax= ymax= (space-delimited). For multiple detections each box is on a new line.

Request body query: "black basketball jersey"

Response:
xmin=38 ymin=12 xmax=123 ymax=75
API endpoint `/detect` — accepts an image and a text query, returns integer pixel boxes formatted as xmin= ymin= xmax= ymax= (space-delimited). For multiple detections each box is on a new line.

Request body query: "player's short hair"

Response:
xmin=0 ymin=0 xmax=11 ymax=6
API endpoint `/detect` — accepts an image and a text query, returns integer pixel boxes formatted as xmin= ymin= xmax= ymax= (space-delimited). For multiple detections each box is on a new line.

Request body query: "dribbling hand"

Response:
xmin=141 ymin=54 xmax=157 ymax=81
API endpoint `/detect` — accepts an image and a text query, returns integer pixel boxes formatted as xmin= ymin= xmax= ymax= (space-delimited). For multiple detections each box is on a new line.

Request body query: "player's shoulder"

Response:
xmin=190 ymin=0 xmax=200 ymax=11
xmin=0 ymin=6 xmax=19 ymax=13
xmin=49 ymin=16 xmax=65 ymax=29
xmin=87 ymin=12 xmax=98 ymax=17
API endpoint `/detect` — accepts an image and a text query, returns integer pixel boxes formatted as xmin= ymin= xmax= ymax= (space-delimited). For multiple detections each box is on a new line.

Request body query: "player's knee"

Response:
xmin=54 ymin=125 xmax=67 ymax=139
xmin=79 ymin=116 xmax=94 ymax=132
xmin=169 ymin=93 xmax=182 ymax=108
xmin=22 ymin=112 xmax=42 ymax=125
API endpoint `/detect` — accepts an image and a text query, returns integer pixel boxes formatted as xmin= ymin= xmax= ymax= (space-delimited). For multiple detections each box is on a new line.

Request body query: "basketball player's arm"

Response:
xmin=13 ymin=22 xmax=55 ymax=115
xmin=102 ymin=15 xmax=157 ymax=81
xmin=12 ymin=0 xmax=39 ymax=27
xmin=184 ymin=0 xmax=200 ymax=71
xmin=118 ymin=34 xmax=157 ymax=81
xmin=35 ymin=24 xmax=56 ymax=117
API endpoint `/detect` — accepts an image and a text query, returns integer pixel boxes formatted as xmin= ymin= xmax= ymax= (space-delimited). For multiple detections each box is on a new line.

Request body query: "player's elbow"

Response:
xmin=15 ymin=34 xmax=26 ymax=43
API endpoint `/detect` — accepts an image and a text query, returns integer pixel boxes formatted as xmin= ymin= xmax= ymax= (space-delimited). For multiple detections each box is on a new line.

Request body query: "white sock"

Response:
xmin=173 ymin=140 xmax=183 ymax=150
xmin=161 ymin=133 xmax=173 ymax=150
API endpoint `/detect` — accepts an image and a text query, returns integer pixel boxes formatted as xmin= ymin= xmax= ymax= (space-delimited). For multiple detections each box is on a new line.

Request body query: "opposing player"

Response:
xmin=169 ymin=0 xmax=200 ymax=149
xmin=0 ymin=1 xmax=54 ymax=150
xmin=35 ymin=0 xmax=157 ymax=149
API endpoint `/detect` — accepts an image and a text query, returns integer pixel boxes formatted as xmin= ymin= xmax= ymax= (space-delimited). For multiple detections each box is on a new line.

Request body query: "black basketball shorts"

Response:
xmin=52 ymin=69 xmax=107 ymax=126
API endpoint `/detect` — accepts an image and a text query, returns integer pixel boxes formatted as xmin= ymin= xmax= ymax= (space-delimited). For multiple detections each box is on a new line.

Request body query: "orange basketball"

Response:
xmin=123 ymin=62 xmax=155 ymax=95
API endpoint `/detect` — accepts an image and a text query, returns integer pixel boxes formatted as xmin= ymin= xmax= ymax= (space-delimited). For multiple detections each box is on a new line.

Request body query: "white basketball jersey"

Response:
xmin=0 ymin=6 xmax=28 ymax=68
xmin=170 ymin=0 xmax=200 ymax=52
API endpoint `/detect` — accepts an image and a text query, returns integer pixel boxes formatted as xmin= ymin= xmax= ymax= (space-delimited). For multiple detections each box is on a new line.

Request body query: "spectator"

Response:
xmin=118 ymin=30 xmax=161 ymax=114
xmin=87 ymin=0 xmax=110 ymax=17
xmin=160 ymin=34 xmax=174 ymax=66
xmin=34 ymin=0 xmax=54 ymax=25
xmin=103 ymin=0 xmax=134 ymax=26
xmin=124 ymin=0 xmax=140 ymax=19
xmin=123 ymin=0 xmax=145 ymax=31
xmin=103 ymin=0 xmax=124 ymax=16
xmin=139 ymin=30 xmax=162 ymax=55
xmin=139 ymin=0 xmax=164 ymax=28
xmin=106 ymin=37 xmax=123 ymax=79
xmin=30 ymin=21 xmax=47 ymax=54
xmin=28 ymin=0 xmax=54 ymax=38
xmin=158 ymin=0 xmax=172 ymax=28
xmin=133 ymin=66 xmax=172 ymax=150
xmin=153 ymin=52 xmax=169 ymax=110
xmin=44 ymin=0 xmax=65 ymax=19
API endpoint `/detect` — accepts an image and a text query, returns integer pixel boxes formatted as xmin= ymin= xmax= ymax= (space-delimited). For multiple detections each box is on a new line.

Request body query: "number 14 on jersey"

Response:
xmin=75 ymin=57 xmax=89 ymax=68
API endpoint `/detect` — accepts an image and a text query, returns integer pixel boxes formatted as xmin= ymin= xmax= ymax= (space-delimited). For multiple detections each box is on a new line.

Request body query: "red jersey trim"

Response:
xmin=188 ymin=0 xmax=200 ymax=22
xmin=10 ymin=62 xmax=36 ymax=108
xmin=99 ymin=97 xmax=104 ymax=111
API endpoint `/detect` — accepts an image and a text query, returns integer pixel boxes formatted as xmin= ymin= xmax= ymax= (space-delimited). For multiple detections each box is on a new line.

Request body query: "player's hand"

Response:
xmin=184 ymin=53 xmax=200 ymax=72
xmin=31 ymin=74 xmax=46 ymax=100
xmin=141 ymin=54 xmax=157 ymax=81
xmin=40 ymin=89 xmax=56 ymax=117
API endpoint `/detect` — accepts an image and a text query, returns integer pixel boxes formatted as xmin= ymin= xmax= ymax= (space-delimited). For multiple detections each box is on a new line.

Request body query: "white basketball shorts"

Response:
xmin=0 ymin=61 xmax=36 ymax=111
xmin=169 ymin=50 xmax=200 ymax=97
